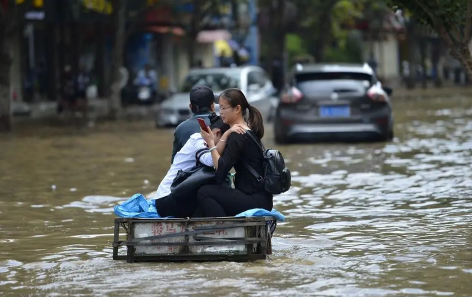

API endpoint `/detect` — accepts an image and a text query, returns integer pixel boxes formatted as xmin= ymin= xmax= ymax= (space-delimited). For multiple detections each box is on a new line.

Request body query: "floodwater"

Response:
xmin=1 ymin=96 xmax=472 ymax=296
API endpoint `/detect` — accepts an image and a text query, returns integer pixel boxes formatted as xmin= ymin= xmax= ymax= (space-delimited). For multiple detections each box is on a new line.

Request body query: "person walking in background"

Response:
xmin=75 ymin=65 xmax=90 ymax=117
xmin=57 ymin=65 xmax=76 ymax=115
xmin=134 ymin=64 xmax=158 ymax=100
xmin=367 ymin=53 xmax=378 ymax=74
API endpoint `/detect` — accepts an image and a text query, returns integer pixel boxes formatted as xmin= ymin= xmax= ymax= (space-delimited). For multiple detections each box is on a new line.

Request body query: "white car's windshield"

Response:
xmin=181 ymin=72 xmax=241 ymax=92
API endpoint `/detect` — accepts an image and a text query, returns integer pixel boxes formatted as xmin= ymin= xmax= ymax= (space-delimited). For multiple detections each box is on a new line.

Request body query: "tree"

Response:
xmin=388 ymin=0 xmax=472 ymax=79
xmin=264 ymin=0 xmax=286 ymax=81
xmin=283 ymin=0 xmax=339 ymax=63
xmin=0 ymin=0 xmax=16 ymax=132
xmin=0 ymin=0 xmax=30 ymax=132
xmin=326 ymin=0 xmax=379 ymax=63
xmin=109 ymin=0 xmax=125 ymax=119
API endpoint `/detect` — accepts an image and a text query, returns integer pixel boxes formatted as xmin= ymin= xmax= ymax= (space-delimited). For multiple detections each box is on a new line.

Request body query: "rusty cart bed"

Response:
xmin=112 ymin=216 xmax=276 ymax=262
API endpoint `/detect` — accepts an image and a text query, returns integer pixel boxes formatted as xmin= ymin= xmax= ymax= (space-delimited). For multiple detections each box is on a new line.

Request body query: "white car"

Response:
xmin=155 ymin=66 xmax=277 ymax=127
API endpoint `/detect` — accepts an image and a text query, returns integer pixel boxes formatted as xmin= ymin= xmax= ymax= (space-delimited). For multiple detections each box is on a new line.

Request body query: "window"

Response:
xmin=294 ymin=72 xmax=374 ymax=96
xmin=248 ymin=71 xmax=267 ymax=87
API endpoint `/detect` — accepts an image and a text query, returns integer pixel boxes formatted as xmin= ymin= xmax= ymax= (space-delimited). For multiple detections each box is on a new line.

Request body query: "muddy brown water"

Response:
xmin=1 ymin=96 xmax=472 ymax=296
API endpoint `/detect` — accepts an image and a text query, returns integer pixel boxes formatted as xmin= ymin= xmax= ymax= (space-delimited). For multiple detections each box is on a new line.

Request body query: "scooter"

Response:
xmin=138 ymin=85 xmax=151 ymax=101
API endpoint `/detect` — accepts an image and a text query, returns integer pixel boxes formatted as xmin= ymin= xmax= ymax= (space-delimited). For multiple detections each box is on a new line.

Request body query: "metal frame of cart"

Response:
xmin=112 ymin=216 xmax=276 ymax=262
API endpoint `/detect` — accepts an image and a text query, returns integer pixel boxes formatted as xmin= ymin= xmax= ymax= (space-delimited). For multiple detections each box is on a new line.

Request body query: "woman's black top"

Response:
xmin=216 ymin=131 xmax=273 ymax=202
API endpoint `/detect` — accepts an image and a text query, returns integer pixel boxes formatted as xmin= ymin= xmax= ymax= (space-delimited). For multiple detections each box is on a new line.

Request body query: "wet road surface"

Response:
xmin=0 ymin=97 xmax=471 ymax=296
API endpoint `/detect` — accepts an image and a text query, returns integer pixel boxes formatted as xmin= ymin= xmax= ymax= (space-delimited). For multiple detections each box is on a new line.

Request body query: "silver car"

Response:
xmin=156 ymin=66 xmax=277 ymax=127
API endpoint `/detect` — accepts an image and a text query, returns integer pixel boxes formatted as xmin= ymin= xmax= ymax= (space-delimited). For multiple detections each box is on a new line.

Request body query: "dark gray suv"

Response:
xmin=273 ymin=63 xmax=394 ymax=143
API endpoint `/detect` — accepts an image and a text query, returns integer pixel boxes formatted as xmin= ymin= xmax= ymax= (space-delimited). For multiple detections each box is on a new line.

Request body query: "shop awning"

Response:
xmin=197 ymin=30 xmax=232 ymax=43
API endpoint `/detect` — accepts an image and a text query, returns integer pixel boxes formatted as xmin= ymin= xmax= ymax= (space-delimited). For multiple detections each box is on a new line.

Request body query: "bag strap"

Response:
xmin=245 ymin=130 xmax=265 ymax=153
xmin=242 ymin=161 xmax=264 ymax=182
xmin=195 ymin=148 xmax=209 ymax=166
xmin=241 ymin=132 xmax=265 ymax=183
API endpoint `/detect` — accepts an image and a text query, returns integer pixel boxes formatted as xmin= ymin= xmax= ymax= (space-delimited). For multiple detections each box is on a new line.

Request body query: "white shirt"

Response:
xmin=155 ymin=133 xmax=213 ymax=198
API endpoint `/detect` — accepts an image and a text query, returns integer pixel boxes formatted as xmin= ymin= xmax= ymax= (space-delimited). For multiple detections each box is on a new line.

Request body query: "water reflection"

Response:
xmin=1 ymin=97 xmax=472 ymax=296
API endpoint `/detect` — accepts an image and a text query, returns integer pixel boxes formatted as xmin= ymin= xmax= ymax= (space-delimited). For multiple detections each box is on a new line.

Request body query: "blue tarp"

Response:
xmin=114 ymin=193 xmax=285 ymax=222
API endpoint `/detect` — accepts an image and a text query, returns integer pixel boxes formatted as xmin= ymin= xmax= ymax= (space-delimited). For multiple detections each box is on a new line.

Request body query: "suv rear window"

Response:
xmin=294 ymin=72 xmax=373 ymax=95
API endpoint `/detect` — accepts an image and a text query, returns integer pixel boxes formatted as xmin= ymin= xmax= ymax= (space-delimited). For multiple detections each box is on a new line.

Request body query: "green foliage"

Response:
xmin=261 ymin=0 xmax=393 ymax=63
xmin=286 ymin=34 xmax=305 ymax=56
xmin=328 ymin=0 xmax=390 ymax=62
xmin=387 ymin=0 xmax=468 ymax=44
xmin=387 ymin=0 xmax=472 ymax=80
xmin=324 ymin=33 xmax=363 ymax=63
xmin=285 ymin=33 xmax=311 ymax=64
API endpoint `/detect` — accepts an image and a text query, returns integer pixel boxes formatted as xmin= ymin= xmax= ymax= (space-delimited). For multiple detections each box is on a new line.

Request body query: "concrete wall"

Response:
xmin=196 ymin=43 xmax=215 ymax=68
xmin=174 ymin=42 xmax=215 ymax=89
xmin=364 ymin=33 xmax=400 ymax=83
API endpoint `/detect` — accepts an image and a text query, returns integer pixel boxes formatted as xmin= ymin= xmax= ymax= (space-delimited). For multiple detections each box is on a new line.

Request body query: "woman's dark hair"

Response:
xmin=219 ymin=88 xmax=264 ymax=139
xmin=209 ymin=113 xmax=230 ymax=135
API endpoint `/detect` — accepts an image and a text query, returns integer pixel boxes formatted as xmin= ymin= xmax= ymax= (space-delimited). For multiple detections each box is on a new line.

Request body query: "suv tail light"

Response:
xmin=367 ymin=87 xmax=387 ymax=102
xmin=280 ymin=86 xmax=303 ymax=103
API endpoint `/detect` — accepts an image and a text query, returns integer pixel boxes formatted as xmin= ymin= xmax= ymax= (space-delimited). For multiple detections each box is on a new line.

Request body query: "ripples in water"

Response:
xmin=1 ymin=98 xmax=472 ymax=296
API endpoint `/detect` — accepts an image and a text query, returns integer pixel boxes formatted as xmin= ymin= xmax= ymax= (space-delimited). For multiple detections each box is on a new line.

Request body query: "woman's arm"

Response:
xmin=212 ymin=134 xmax=244 ymax=183
xmin=201 ymin=126 xmax=245 ymax=183
xmin=205 ymin=137 xmax=222 ymax=170
xmin=216 ymin=139 xmax=226 ymax=156
xmin=216 ymin=125 xmax=246 ymax=155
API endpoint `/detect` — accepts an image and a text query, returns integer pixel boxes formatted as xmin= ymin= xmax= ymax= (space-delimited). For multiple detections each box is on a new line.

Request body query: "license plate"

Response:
xmin=319 ymin=105 xmax=350 ymax=117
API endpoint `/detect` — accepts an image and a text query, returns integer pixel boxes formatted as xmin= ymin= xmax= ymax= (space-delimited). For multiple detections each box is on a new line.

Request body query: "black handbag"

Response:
xmin=170 ymin=148 xmax=217 ymax=198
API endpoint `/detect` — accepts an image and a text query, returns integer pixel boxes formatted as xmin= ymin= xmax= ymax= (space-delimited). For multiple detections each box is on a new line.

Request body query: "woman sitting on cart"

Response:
xmin=154 ymin=113 xmax=245 ymax=218
xmin=198 ymin=88 xmax=272 ymax=217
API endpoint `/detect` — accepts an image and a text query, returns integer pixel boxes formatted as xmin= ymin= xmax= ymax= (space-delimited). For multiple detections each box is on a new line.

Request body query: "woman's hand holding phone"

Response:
xmin=197 ymin=118 xmax=209 ymax=133
xmin=199 ymin=118 xmax=215 ymax=147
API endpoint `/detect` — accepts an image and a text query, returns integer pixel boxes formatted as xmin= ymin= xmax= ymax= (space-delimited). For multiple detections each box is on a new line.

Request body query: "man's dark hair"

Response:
xmin=190 ymin=86 xmax=215 ymax=113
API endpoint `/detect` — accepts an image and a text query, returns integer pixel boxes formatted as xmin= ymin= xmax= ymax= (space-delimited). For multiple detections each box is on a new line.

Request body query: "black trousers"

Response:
xmin=197 ymin=185 xmax=272 ymax=217
xmin=154 ymin=192 xmax=198 ymax=218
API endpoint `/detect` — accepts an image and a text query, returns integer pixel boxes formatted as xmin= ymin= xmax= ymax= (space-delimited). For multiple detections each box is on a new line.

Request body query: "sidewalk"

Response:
xmin=13 ymin=98 xmax=160 ymax=120
xmin=12 ymin=86 xmax=472 ymax=120
xmin=393 ymin=86 xmax=472 ymax=98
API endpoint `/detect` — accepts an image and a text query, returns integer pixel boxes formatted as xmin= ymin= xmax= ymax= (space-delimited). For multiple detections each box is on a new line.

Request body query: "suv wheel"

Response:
xmin=383 ymin=129 xmax=394 ymax=141
xmin=274 ymin=122 xmax=289 ymax=144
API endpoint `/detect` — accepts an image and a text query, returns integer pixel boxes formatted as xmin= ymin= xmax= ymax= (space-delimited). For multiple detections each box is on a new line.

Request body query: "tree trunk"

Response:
xmin=187 ymin=0 xmax=202 ymax=68
xmin=265 ymin=1 xmax=276 ymax=79
xmin=274 ymin=0 xmax=285 ymax=89
xmin=433 ymin=23 xmax=472 ymax=82
xmin=458 ymin=45 xmax=472 ymax=83
xmin=0 ymin=20 xmax=11 ymax=132
xmin=109 ymin=0 xmax=126 ymax=119
xmin=314 ymin=14 xmax=331 ymax=62
xmin=187 ymin=33 xmax=197 ymax=68
xmin=312 ymin=0 xmax=338 ymax=63
xmin=432 ymin=39 xmax=442 ymax=87
xmin=419 ymin=37 xmax=427 ymax=89
xmin=406 ymin=21 xmax=416 ymax=89
xmin=0 ymin=55 xmax=11 ymax=132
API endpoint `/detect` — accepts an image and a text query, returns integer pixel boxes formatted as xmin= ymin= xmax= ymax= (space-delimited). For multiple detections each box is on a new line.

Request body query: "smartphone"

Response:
xmin=197 ymin=118 xmax=209 ymax=132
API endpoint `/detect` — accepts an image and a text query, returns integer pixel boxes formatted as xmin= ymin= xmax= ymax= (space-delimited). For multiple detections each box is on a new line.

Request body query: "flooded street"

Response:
xmin=1 ymin=96 xmax=472 ymax=296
